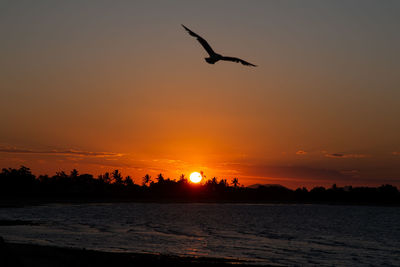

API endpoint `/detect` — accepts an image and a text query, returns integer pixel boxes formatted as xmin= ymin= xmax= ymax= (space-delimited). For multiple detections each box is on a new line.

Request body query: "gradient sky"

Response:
xmin=1 ymin=0 xmax=399 ymax=188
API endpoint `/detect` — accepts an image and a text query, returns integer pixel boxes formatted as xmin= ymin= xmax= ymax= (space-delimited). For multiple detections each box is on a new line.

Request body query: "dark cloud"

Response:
xmin=339 ymin=169 xmax=361 ymax=178
xmin=325 ymin=153 xmax=369 ymax=159
xmin=327 ymin=153 xmax=344 ymax=158
xmin=0 ymin=147 xmax=122 ymax=157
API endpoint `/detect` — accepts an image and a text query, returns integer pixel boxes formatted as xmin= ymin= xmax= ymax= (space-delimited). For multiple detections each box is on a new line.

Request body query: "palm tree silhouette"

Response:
xmin=112 ymin=170 xmax=123 ymax=185
xmin=156 ymin=173 xmax=164 ymax=183
xmin=142 ymin=174 xmax=151 ymax=186
xmin=231 ymin=178 xmax=239 ymax=188
xmin=179 ymin=174 xmax=187 ymax=183
xmin=98 ymin=172 xmax=111 ymax=184
xmin=124 ymin=176 xmax=134 ymax=186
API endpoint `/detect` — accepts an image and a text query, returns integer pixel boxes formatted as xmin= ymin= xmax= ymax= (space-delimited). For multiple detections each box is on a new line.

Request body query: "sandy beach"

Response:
xmin=0 ymin=238 xmax=258 ymax=267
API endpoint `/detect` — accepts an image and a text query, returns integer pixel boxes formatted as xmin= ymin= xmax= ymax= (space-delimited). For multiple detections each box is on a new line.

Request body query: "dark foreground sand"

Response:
xmin=0 ymin=238 xmax=259 ymax=267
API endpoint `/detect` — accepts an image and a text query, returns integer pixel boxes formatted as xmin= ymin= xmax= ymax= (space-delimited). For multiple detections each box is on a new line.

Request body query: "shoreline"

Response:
xmin=0 ymin=238 xmax=259 ymax=267
xmin=2 ymin=197 xmax=399 ymax=208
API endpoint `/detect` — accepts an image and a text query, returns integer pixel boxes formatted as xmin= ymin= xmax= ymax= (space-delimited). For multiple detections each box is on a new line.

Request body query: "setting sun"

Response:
xmin=189 ymin=172 xmax=202 ymax=183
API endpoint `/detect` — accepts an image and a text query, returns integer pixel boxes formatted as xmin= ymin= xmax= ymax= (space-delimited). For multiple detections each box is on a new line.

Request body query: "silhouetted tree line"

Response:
xmin=1 ymin=166 xmax=399 ymax=205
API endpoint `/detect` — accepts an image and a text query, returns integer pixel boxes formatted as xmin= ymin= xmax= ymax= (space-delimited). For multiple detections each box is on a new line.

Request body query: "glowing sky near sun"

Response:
xmin=0 ymin=1 xmax=399 ymax=188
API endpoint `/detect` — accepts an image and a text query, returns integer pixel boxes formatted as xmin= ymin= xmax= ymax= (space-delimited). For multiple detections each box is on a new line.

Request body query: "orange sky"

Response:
xmin=1 ymin=1 xmax=399 ymax=188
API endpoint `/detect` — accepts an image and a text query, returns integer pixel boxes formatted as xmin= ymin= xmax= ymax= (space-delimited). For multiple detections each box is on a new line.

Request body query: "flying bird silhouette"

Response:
xmin=182 ymin=24 xmax=257 ymax=67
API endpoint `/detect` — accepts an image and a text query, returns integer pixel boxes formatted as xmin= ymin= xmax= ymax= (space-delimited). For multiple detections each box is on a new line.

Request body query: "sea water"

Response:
xmin=0 ymin=203 xmax=399 ymax=265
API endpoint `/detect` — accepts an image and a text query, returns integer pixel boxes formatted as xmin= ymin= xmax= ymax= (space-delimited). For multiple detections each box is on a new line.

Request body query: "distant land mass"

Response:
xmin=1 ymin=166 xmax=399 ymax=206
xmin=247 ymin=184 xmax=287 ymax=189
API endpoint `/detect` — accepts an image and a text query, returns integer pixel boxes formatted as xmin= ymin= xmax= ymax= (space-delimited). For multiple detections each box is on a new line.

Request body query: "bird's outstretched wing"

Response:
xmin=182 ymin=24 xmax=216 ymax=57
xmin=221 ymin=56 xmax=257 ymax=67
